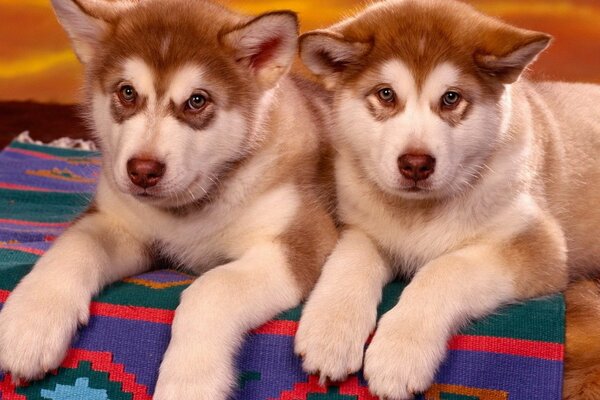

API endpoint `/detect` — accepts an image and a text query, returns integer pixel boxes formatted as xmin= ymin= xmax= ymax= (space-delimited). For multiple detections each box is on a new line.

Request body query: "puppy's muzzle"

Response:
xmin=398 ymin=154 xmax=436 ymax=182
xmin=127 ymin=158 xmax=166 ymax=189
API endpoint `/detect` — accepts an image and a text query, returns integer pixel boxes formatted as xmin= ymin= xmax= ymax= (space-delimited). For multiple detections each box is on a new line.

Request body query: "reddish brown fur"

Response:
xmin=85 ymin=0 xmax=259 ymax=122
xmin=303 ymin=0 xmax=550 ymax=102
xmin=564 ymin=279 xmax=600 ymax=400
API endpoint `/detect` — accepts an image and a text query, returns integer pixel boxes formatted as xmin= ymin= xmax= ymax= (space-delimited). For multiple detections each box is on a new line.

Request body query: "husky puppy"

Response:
xmin=0 ymin=0 xmax=337 ymax=398
xmin=294 ymin=0 xmax=600 ymax=398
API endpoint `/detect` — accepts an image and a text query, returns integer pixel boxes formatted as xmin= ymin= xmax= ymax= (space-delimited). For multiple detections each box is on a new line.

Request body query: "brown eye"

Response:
xmin=186 ymin=93 xmax=207 ymax=111
xmin=118 ymin=85 xmax=137 ymax=104
xmin=378 ymin=87 xmax=396 ymax=103
xmin=442 ymin=91 xmax=461 ymax=109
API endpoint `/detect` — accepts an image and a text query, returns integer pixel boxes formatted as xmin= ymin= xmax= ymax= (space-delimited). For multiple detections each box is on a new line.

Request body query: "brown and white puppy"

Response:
xmin=294 ymin=0 xmax=600 ymax=399
xmin=0 ymin=0 xmax=337 ymax=398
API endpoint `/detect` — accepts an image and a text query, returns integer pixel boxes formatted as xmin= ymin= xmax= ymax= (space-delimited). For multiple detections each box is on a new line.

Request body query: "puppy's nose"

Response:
xmin=398 ymin=154 xmax=436 ymax=182
xmin=127 ymin=158 xmax=166 ymax=188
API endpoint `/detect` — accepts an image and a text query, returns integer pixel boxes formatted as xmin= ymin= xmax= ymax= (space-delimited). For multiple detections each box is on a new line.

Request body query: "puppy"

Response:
xmin=0 ymin=0 xmax=337 ymax=398
xmin=294 ymin=0 xmax=600 ymax=398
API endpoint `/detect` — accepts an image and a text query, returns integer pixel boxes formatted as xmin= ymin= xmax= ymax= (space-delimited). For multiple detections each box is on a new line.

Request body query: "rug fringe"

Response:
xmin=15 ymin=131 xmax=98 ymax=151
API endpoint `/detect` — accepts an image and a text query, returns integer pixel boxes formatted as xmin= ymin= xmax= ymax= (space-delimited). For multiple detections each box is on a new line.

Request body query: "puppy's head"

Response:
xmin=52 ymin=0 xmax=298 ymax=208
xmin=300 ymin=0 xmax=550 ymax=200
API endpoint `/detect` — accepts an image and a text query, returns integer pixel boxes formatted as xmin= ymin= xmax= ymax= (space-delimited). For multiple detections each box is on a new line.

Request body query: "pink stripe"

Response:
xmin=0 ymin=245 xmax=45 ymax=256
xmin=0 ymin=218 xmax=70 ymax=228
xmin=4 ymin=147 xmax=63 ymax=160
xmin=0 ymin=182 xmax=64 ymax=192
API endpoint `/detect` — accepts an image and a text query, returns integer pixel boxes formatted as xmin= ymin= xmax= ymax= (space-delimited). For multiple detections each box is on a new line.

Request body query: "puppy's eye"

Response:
xmin=186 ymin=93 xmax=207 ymax=111
xmin=441 ymin=91 xmax=461 ymax=109
xmin=378 ymin=88 xmax=396 ymax=103
xmin=118 ymin=85 xmax=137 ymax=104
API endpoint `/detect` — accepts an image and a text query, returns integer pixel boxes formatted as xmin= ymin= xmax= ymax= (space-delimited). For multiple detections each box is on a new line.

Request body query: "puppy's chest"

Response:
xmin=152 ymin=211 xmax=235 ymax=272
xmin=341 ymin=194 xmax=476 ymax=275
xmin=150 ymin=183 xmax=302 ymax=272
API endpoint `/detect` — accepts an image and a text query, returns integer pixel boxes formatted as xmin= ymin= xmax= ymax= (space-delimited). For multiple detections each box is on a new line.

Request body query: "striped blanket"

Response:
xmin=0 ymin=140 xmax=564 ymax=400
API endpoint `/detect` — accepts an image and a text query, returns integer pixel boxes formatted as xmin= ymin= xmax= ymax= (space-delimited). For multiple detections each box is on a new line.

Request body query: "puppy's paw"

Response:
xmin=294 ymin=298 xmax=375 ymax=383
xmin=363 ymin=315 xmax=446 ymax=400
xmin=154 ymin=341 xmax=235 ymax=400
xmin=0 ymin=289 xmax=89 ymax=382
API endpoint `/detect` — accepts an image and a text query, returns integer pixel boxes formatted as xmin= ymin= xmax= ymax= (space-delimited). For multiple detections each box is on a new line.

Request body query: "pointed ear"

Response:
xmin=474 ymin=29 xmax=552 ymax=84
xmin=220 ymin=11 xmax=299 ymax=90
xmin=51 ymin=0 xmax=108 ymax=63
xmin=299 ymin=31 xmax=372 ymax=89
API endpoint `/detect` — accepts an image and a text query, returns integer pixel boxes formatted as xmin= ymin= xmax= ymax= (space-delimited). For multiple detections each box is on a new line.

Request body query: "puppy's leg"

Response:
xmin=295 ymin=229 xmax=392 ymax=382
xmin=364 ymin=234 xmax=568 ymax=400
xmin=154 ymin=242 xmax=304 ymax=400
xmin=0 ymin=212 xmax=149 ymax=382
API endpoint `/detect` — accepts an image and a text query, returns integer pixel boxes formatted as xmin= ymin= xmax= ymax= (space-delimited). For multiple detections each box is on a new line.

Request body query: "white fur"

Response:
xmin=166 ymin=64 xmax=206 ymax=105
xmin=155 ymin=243 xmax=302 ymax=399
xmin=336 ymin=60 xmax=505 ymax=200
xmin=295 ymin=229 xmax=392 ymax=382
xmin=92 ymin=59 xmax=253 ymax=209
xmin=365 ymin=244 xmax=514 ymax=399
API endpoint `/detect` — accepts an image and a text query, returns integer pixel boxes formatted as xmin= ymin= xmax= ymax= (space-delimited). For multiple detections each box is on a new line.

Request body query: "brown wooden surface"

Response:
xmin=0 ymin=101 xmax=89 ymax=149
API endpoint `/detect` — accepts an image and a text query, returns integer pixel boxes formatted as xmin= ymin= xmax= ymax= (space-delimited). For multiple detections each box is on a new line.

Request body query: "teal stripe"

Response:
xmin=0 ymin=249 xmax=37 ymax=291
xmin=279 ymin=281 xmax=563 ymax=344
xmin=0 ymin=189 xmax=92 ymax=223
xmin=9 ymin=141 xmax=99 ymax=158
xmin=377 ymin=282 xmax=564 ymax=344
xmin=465 ymin=295 xmax=565 ymax=344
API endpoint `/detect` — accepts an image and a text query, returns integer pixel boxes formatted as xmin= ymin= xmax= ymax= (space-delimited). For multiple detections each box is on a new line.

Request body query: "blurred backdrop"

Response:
xmin=1 ymin=0 xmax=599 ymax=104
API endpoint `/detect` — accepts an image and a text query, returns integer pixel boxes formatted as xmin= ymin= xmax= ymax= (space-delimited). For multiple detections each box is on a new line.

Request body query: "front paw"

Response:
xmin=0 ymin=288 xmax=89 ymax=382
xmin=363 ymin=316 xmax=446 ymax=400
xmin=154 ymin=342 xmax=235 ymax=400
xmin=294 ymin=299 xmax=375 ymax=383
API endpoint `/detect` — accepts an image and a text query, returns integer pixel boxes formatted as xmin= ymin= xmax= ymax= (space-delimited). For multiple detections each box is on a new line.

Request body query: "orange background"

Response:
xmin=1 ymin=0 xmax=599 ymax=104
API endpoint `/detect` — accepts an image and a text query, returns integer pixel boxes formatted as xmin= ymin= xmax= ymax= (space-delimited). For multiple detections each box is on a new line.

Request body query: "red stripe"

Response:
xmin=252 ymin=320 xmax=298 ymax=336
xmin=5 ymin=147 xmax=64 ymax=161
xmin=0 ymin=245 xmax=45 ymax=256
xmin=449 ymin=335 xmax=564 ymax=361
xmin=0 ymin=218 xmax=70 ymax=228
xmin=91 ymin=302 xmax=175 ymax=324
xmin=0 ymin=289 xmax=564 ymax=361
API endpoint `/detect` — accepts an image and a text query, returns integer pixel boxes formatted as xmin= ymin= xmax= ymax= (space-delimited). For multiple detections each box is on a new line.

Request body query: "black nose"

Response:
xmin=398 ymin=154 xmax=436 ymax=182
xmin=127 ymin=158 xmax=166 ymax=188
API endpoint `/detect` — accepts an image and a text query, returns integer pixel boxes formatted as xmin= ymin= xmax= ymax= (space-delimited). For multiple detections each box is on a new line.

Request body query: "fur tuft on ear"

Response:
xmin=474 ymin=29 xmax=552 ymax=84
xmin=72 ymin=0 xmax=140 ymax=21
xmin=221 ymin=11 xmax=299 ymax=90
xmin=51 ymin=0 xmax=104 ymax=63
xmin=52 ymin=0 xmax=140 ymax=63
xmin=299 ymin=31 xmax=371 ymax=89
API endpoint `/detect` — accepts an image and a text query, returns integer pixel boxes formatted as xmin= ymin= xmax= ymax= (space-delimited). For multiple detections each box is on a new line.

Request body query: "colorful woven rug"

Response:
xmin=0 ymin=140 xmax=564 ymax=400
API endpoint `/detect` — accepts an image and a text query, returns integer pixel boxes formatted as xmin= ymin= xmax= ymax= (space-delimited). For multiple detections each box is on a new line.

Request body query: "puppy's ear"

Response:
xmin=221 ymin=11 xmax=299 ymax=90
xmin=51 ymin=0 xmax=139 ymax=63
xmin=474 ymin=27 xmax=552 ymax=84
xmin=299 ymin=31 xmax=371 ymax=89
xmin=52 ymin=0 xmax=106 ymax=63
